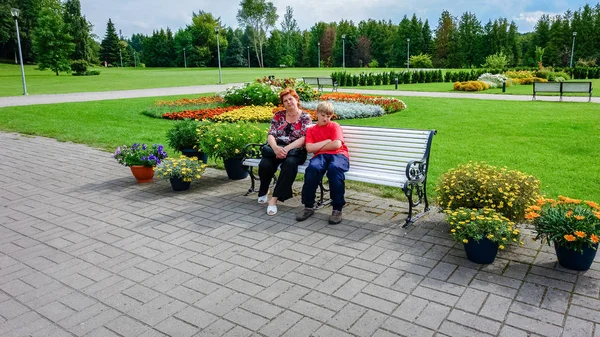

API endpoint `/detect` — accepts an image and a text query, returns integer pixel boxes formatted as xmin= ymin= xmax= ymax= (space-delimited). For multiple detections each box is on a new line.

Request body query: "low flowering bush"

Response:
xmin=445 ymin=207 xmax=522 ymax=249
xmin=212 ymin=105 xmax=276 ymax=123
xmin=477 ymin=73 xmax=511 ymax=88
xmin=222 ymin=82 xmax=280 ymax=106
xmin=200 ymin=121 xmax=266 ymax=160
xmin=511 ymin=77 xmax=548 ymax=85
xmin=453 ymin=81 xmax=490 ymax=91
xmin=527 ymin=197 xmax=600 ymax=253
xmin=319 ymin=93 xmax=407 ymax=113
xmin=113 ymin=143 xmax=168 ymax=167
xmin=294 ymin=81 xmax=321 ymax=101
xmin=436 ymin=162 xmax=541 ymax=222
xmin=154 ymin=156 xmax=207 ymax=182
xmin=301 ymin=100 xmax=385 ymax=119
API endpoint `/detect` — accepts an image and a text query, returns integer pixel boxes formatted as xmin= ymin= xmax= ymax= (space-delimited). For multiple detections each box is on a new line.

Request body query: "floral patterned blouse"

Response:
xmin=268 ymin=110 xmax=312 ymax=146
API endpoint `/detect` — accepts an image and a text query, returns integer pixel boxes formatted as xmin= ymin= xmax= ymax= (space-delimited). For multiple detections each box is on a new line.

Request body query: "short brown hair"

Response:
xmin=279 ymin=87 xmax=301 ymax=108
xmin=316 ymin=101 xmax=334 ymax=116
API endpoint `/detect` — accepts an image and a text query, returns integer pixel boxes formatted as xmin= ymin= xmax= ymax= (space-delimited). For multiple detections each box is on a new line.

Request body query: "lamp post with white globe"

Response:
xmin=11 ymin=8 xmax=27 ymax=95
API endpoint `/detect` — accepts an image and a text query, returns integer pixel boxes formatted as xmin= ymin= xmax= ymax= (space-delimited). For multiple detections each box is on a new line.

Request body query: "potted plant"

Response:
xmin=446 ymin=207 xmax=523 ymax=264
xmin=526 ymin=196 xmax=600 ymax=271
xmin=200 ymin=121 xmax=265 ymax=180
xmin=113 ymin=143 xmax=168 ymax=183
xmin=166 ymin=119 xmax=207 ymax=163
xmin=154 ymin=156 xmax=207 ymax=191
xmin=436 ymin=162 xmax=541 ymax=223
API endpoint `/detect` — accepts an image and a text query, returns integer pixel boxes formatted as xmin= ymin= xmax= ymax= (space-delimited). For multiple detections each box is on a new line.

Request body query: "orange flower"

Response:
xmin=591 ymin=234 xmax=599 ymax=244
xmin=574 ymin=231 xmax=586 ymax=238
xmin=564 ymin=234 xmax=576 ymax=242
xmin=586 ymin=201 xmax=600 ymax=210
xmin=594 ymin=211 xmax=600 ymax=220
xmin=574 ymin=215 xmax=585 ymax=220
xmin=525 ymin=212 xmax=540 ymax=220
xmin=528 ymin=205 xmax=541 ymax=212
xmin=566 ymin=211 xmax=573 ymax=218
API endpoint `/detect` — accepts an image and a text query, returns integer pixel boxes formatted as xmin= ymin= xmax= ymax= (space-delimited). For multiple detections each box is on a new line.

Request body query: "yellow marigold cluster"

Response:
xmin=453 ymin=81 xmax=490 ymax=91
xmin=211 ymin=105 xmax=276 ymax=123
xmin=436 ymin=162 xmax=541 ymax=222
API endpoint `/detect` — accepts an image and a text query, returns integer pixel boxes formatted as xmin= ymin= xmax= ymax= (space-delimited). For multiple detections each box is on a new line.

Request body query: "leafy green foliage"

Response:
xmin=482 ymin=52 xmax=508 ymax=69
xmin=166 ymin=119 xmax=200 ymax=152
xmin=70 ymin=59 xmax=88 ymax=75
xmin=199 ymin=121 xmax=266 ymax=159
xmin=409 ymin=54 xmax=433 ymax=68
xmin=32 ymin=8 xmax=74 ymax=75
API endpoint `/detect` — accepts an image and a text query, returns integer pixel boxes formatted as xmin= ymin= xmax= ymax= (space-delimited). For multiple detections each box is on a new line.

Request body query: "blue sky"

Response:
xmin=82 ymin=0 xmax=593 ymax=39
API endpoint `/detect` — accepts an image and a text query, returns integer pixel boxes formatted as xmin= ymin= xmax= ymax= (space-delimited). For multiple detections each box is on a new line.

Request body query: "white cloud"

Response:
xmin=513 ymin=11 xmax=562 ymax=25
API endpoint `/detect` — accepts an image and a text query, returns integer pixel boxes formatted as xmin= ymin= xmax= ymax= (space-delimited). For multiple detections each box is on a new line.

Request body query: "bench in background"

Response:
xmin=242 ymin=125 xmax=437 ymax=227
xmin=533 ymin=82 xmax=592 ymax=102
xmin=302 ymin=77 xmax=339 ymax=92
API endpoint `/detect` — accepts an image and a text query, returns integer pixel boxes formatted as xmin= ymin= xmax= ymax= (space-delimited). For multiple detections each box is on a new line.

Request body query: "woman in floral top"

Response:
xmin=258 ymin=88 xmax=312 ymax=216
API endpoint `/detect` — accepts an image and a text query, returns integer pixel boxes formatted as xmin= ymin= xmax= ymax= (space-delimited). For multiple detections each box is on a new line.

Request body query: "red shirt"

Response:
xmin=306 ymin=122 xmax=349 ymax=159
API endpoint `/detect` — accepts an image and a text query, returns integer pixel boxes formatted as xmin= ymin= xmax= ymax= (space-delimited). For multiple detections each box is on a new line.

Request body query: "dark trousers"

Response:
xmin=301 ymin=154 xmax=349 ymax=211
xmin=258 ymin=154 xmax=306 ymax=202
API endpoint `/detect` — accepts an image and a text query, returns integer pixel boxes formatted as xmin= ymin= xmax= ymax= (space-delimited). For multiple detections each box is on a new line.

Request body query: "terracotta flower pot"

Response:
xmin=129 ymin=165 xmax=154 ymax=183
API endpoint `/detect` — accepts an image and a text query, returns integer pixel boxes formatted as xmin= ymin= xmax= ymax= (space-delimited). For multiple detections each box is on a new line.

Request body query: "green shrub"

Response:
xmin=368 ymin=59 xmax=379 ymax=68
xmin=70 ymin=59 xmax=88 ymax=75
xmin=409 ymin=53 xmax=433 ymax=68
xmin=436 ymin=162 xmax=541 ymax=222
xmin=482 ymin=52 xmax=508 ymax=69
xmin=166 ymin=119 xmax=200 ymax=152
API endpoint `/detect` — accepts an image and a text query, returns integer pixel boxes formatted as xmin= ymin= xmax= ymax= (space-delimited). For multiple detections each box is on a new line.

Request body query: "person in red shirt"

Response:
xmin=296 ymin=101 xmax=349 ymax=224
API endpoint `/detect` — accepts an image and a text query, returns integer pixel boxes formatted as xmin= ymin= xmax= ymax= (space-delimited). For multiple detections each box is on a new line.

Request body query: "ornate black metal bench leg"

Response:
xmin=402 ymin=182 xmax=430 ymax=228
xmin=245 ymin=166 xmax=257 ymax=196
xmin=315 ymin=180 xmax=331 ymax=209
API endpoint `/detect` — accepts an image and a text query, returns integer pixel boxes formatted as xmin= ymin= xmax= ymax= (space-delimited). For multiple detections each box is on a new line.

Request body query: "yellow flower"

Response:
xmin=499 ymin=245 xmax=505 ymax=249
xmin=463 ymin=239 xmax=468 ymax=243
xmin=450 ymin=229 xmax=456 ymax=233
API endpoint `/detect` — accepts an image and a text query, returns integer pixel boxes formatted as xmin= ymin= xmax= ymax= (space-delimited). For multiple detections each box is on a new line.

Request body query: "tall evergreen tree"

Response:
xmin=224 ymin=34 xmax=246 ymax=66
xmin=32 ymin=7 xmax=74 ymax=75
xmin=456 ymin=12 xmax=482 ymax=68
xmin=62 ymin=0 xmax=91 ymax=62
xmin=100 ymin=19 xmax=120 ymax=65
xmin=433 ymin=11 xmax=457 ymax=67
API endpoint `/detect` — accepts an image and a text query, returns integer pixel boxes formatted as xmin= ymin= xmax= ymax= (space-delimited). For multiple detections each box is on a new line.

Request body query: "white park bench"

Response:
xmin=533 ymin=81 xmax=592 ymax=102
xmin=242 ymin=125 xmax=437 ymax=227
xmin=302 ymin=77 xmax=339 ymax=92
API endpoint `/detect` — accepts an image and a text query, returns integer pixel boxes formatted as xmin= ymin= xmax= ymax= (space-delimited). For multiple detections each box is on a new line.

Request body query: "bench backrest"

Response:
xmin=317 ymin=77 xmax=335 ymax=86
xmin=340 ymin=125 xmax=435 ymax=176
xmin=562 ymin=82 xmax=592 ymax=93
xmin=302 ymin=77 xmax=319 ymax=85
xmin=533 ymin=82 xmax=561 ymax=92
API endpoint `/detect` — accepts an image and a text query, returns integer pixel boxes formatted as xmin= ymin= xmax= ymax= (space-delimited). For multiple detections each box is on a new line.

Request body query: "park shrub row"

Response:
xmin=330 ymin=66 xmax=600 ymax=88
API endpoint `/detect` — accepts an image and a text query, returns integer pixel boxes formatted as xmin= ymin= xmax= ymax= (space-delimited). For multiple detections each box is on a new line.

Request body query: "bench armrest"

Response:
xmin=405 ymin=159 xmax=428 ymax=183
xmin=242 ymin=142 xmax=265 ymax=160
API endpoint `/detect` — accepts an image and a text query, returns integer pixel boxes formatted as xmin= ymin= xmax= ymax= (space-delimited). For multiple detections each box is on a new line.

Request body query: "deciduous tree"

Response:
xmin=32 ymin=7 xmax=74 ymax=75
xmin=237 ymin=0 xmax=278 ymax=67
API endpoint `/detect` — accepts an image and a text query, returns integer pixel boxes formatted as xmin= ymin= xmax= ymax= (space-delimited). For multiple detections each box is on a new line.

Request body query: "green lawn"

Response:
xmin=3 ymin=63 xmax=597 ymax=98
xmin=1 ymin=94 xmax=598 ymax=202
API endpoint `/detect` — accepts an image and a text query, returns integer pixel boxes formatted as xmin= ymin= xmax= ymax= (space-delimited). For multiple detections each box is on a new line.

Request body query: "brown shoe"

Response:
xmin=296 ymin=208 xmax=314 ymax=221
xmin=329 ymin=210 xmax=342 ymax=224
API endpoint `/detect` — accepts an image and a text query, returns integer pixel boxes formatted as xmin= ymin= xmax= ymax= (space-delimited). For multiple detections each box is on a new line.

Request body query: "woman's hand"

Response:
xmin=275 ymin=146 xmax=288 ymax=159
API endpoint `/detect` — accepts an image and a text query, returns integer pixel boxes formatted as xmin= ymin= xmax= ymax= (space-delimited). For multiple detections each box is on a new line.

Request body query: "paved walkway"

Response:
xmin=1 ymin=132 xmax=599 ymax=337
xmin=0 ymin=84 xmax=597 ymax=107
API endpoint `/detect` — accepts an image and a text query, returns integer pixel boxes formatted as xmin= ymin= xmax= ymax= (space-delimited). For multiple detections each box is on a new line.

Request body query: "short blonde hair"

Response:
xmin=316 ymin=101 xmax=334 ymax=116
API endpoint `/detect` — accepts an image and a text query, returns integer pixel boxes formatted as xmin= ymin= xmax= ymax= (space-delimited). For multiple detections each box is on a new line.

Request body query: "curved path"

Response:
xmin=0 ymin=84 xmax=597 ymax=107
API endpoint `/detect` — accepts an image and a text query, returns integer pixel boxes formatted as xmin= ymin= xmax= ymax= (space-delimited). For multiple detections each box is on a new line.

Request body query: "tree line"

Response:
xmin=1 ymin=0 xmax=599 ymax=74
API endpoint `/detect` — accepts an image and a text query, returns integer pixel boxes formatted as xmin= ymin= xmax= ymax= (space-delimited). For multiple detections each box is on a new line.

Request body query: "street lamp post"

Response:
xmin=318 ymin=42 xmax=321 ymax=68
xmin=570 ymin=32 xmax=577 ymax=68
xmin=407 ymin=38 xmax=410 ymax=70
xmin=119 ymin=49 xmax=123 ymax=67
xmin=341 ymin=34 xmax=346 ymax=70
xmin=11 ymin=8 xmax=27 ymax=95
xmin=133 ymin=51 xmax=137 ymax=67
xmin=247 ymin=46 xmax=250 ymax=68
xmin=214 ymin=26 xmax=222 ymax=84
xmin=183 ymin=47 xmax=187 ymax=68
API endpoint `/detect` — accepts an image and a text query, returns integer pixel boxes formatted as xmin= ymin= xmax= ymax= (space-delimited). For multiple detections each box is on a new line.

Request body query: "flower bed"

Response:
xmin=319 ymin=93 xmax=407 ymax=113
xmin=301 ymin=100 xmax=385 ymax=119
xmin=162 ymin=106 xmax=241 ymax=120
xmin=155 ymin=96 xmax=224 ymax=106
